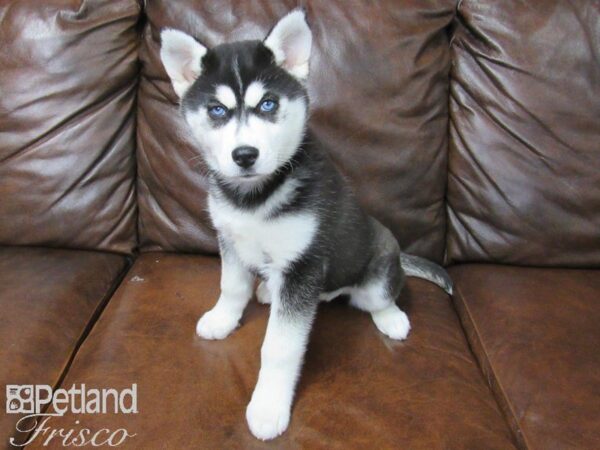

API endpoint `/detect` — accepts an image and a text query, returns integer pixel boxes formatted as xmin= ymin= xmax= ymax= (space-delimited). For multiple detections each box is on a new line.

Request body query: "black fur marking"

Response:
xmin=182 ymin=40 xmax=306 ymax=114
xmin=211 ymin=144 xmax=309 ymax=209
xmin=280 ymin=252 xmax=322 ymax=318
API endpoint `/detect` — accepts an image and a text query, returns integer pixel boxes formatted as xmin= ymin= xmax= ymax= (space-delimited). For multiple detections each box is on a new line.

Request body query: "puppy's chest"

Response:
xmin=209 ymin=196 xmax=317 ymax=271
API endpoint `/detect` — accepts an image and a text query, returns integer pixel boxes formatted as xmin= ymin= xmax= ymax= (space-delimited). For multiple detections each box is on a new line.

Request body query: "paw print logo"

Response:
xmin=6 ymin=385 xmax=34 ymax=414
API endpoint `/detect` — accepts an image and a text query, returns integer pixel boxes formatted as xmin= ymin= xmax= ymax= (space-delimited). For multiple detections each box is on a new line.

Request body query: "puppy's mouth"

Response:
xmin=233 ymin=168 xmax=272 ymax=180
xmin=228 ymin=172 xmax=268 ymax=184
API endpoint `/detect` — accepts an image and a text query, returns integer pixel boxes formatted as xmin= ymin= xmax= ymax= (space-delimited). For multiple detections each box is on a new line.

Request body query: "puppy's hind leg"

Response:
xmin=349 ymin=254 xmax=410 ymax=340
xmin=370 ymin=303 xmax=411 ymax=341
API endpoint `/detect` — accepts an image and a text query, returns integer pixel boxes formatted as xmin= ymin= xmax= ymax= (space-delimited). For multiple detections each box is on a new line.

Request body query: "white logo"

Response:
xmin=6 ymin=385 xmax=36 ymax=414
xmin=6 ymin=384 xmax=137 ymax=447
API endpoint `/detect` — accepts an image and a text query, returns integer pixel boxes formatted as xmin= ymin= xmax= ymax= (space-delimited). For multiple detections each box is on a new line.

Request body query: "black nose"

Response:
xmin=232 ymin=146 xmax=259 ymax=169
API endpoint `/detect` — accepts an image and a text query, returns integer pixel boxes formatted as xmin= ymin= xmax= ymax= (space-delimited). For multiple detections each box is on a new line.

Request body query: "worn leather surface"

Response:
xmin=137 ymin=0 xmax=454 ymax=263
xmin=0 ymin=247 xmax=127 ymax=447
xmin=0 ymin=0 xmax=140 ymax=254
xmin=27 ymin=253 xmax=517 ymax=449
xmin=450 ymin=265 xmax=600 ymax=450
xmin=447 ymin=0 xmax=600 ymax=266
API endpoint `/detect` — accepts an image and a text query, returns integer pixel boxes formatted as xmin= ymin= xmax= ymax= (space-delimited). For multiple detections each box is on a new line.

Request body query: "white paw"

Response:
xmin=371 ymin=304 xmax=411 ymax=340
xmin=256 ymin=281 xmax=271 ymax=305
xmin=246 ymin=393 xmax=290 ymax=440
xmin=195 ymin=308 xmax=240 ymax=340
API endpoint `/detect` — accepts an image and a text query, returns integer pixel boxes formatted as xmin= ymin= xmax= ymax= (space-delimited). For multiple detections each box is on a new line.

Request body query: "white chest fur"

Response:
xmin=208 ymin=184 xmax=317 ymax=272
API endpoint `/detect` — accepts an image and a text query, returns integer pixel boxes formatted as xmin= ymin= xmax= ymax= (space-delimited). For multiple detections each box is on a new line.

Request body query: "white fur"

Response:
xmin=324 ymin=286 xmax=411 ymax=340
xmin=208 ymin=180 xmax=316 ymax=273
xmin=349 ymin=280 xmax=393 ymax=313
xmin=244 ymin=81 xmax=266 ymax=108
xmin=197 ymin=179 xmax=312 ymax=341
xmin=246 ymin=277 xmax=312 ymax=440
xmin=196 ymin=251 xmax=254 ymax=340
xmin=207 ymin=184 xmax=317 ymax=440
xmin=256 ymin=280 xmax=271 ymax=304
xmin=320 ymin=280 xmax=411 ymax=340
xmin=160 ymin=29 xmax=206 ymax=98
xmin=215 ymin=85 xmax=237 ymax=109
xmin=185 ymin=96 xmax=307 ymax=178
xmin=264 ymin=9 xmax=312 ymax=80
xmin=319 ymin=286 xmax=352 ymax=302
xmin=350 ymin=280 xmax=410 ymax=340
xmin=371 ymin=304 xmax=411 ymax=340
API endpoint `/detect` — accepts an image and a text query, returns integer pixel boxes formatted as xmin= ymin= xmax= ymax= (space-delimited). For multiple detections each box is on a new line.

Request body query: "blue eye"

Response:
xmin=259 ymin=99 xmax=277 ymax=113
xmin=208 ymin=105 xmax=227 ymax=118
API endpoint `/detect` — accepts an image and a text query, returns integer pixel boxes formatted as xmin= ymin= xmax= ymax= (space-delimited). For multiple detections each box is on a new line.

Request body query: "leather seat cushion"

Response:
xmin=28 ymin=253 xmax=517 ymax=449
xmin=0 ymin=247 xmax=128 ymax=446
xmin=450 ymin=265 xmax=600 ymax=449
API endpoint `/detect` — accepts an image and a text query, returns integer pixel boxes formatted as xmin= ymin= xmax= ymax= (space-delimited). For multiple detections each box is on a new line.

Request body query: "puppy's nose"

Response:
xmin=232 ymin=146 xmax=259 ymax=169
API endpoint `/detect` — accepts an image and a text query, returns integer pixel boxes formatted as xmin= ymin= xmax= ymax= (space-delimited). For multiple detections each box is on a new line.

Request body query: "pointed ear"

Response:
xmin=264 ymin=9 xmax=312 ymax=80
xmin=160 ymin=29 xmax=207 ymax=98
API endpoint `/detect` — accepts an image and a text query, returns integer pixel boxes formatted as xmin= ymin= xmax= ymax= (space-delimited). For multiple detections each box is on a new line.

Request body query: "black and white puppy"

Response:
xmin=160 ymin=9 xmax=452 ymax=441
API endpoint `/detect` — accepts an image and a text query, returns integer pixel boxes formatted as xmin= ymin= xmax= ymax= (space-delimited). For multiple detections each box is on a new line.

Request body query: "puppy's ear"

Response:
xmin=160 ymin=29 xmax=207 ymax=98
xmin=264 ymin=9 xmax=312 ymax=80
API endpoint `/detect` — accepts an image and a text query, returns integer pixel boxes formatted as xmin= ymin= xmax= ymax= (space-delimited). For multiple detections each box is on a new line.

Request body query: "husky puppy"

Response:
xmin=160 ymin=9 xmax=452 ymax=441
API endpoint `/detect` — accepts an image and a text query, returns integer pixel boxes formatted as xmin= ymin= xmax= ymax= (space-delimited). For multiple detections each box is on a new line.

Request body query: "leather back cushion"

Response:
xmin=447 ymin=0 xmax=600 ymax=266
xmin=0 ymin=0 xmax=140 ymax=254
xmin=137 ymin=0 xmax=455 ymax=263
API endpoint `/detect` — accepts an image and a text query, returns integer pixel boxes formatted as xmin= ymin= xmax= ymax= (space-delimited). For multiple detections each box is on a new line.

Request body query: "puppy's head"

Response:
xmin=160 ymin=9 xmax=312 ymax=185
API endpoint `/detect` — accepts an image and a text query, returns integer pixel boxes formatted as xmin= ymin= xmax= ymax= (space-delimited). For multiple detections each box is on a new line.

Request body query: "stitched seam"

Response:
xmin=452 ymin=277 xmax=532 ymax=449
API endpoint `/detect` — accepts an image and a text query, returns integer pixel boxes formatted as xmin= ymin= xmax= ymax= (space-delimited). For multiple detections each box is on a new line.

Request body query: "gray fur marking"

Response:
xmin=400 ymin=253 xmax=453 ymax=295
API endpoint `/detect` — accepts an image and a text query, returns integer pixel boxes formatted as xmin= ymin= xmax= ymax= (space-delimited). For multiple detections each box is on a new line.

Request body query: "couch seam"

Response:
xmin=443 ymin=0 xmax=460 ymax=266
xmin=20 ymin=256 xmax=134 ymax=448
xmin=452 ymin=279 xmax=531 ymax=450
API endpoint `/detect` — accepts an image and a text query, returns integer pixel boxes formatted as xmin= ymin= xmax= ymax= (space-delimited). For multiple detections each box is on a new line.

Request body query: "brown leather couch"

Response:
xmin=1 ymin=1 xmax=598 ymax=449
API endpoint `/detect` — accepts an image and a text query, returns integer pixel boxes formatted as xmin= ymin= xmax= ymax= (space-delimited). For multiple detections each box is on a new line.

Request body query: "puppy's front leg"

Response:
xmin=246 ymin=273 xmax=319 ymax=440
xmin=196 ymin=246 xmax=253 ymax=340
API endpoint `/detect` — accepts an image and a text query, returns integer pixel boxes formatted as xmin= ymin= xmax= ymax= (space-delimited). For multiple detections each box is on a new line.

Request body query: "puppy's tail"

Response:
xmin=400 ymin=252 xmax=453 ymax=295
